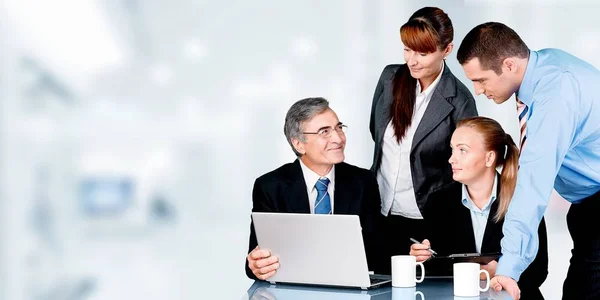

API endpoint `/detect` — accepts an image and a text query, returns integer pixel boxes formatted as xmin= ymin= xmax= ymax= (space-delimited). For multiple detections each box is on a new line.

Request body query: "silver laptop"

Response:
xmin=251 ymin=212 xmax=391 ymax=289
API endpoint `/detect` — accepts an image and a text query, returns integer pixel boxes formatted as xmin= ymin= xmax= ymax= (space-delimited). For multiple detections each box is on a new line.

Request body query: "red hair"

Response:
xmin=392 ymin=7 xmax=453 ymax=142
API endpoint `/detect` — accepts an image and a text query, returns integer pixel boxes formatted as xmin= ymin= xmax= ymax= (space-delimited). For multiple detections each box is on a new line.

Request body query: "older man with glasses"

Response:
xmin=245 ymin=97 xmax=385 ymax=280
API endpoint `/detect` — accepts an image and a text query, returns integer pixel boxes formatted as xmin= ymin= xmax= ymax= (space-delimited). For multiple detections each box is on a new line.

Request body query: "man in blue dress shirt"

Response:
xmin=456 ymin=22 xmax=600 ymax=300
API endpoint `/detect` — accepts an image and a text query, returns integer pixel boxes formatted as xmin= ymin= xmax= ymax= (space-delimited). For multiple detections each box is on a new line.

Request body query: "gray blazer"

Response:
xmin=369 ymin=63 xmax=478 ymax=215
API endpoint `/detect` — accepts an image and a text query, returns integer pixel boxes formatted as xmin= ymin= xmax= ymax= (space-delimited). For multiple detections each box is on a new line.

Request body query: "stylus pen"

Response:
xmin=410 ymin=238 xmax=438 ymax=256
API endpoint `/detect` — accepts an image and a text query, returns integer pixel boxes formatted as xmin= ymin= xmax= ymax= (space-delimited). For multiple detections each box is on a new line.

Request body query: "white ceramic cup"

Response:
xmin=391 ymin=255 xmax=425 ymax=287
xmin=392 ymin=287 xmax=425 ymax=300
xmin=453 ymin=262 xmax=490 ymax=297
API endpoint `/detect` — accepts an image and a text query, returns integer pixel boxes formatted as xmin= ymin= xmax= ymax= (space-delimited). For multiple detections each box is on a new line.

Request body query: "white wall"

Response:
xmin=1 ymin=1 xmax=597 ymax=299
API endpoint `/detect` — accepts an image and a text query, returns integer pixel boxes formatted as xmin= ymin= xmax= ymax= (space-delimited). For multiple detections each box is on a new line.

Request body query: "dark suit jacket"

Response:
xmin=422 ymin=180 xmax=549 ymax=291
xmin=369 ymin=63 xmax=478 ymax=214
xmin=245 ymin=160 xmax=384 ymax=280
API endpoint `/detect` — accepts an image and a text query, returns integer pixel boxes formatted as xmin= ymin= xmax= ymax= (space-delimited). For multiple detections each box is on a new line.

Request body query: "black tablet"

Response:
xmin=446 ymin=252 xmax=501 ymax=264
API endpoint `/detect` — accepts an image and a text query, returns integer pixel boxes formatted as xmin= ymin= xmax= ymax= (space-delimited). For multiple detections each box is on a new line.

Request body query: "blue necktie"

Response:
xmin=314 ymin=178 xmax=332 ymax=214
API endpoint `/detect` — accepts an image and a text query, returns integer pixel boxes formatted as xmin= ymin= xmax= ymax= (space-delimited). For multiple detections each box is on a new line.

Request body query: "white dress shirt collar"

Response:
xmin=298 ymin=159 xmax=335 ymax=213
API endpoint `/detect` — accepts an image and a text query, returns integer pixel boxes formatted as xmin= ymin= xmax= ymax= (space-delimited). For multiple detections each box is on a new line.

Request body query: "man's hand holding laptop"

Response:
xmin=247 ymin=246 xmax=280 ymax=280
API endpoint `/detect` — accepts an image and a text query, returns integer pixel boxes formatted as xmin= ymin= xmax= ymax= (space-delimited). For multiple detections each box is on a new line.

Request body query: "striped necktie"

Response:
xmin=314 ymin=178 xmax=332 ymax=214
xmin=516 ymin=96 xmax=528 ymax=155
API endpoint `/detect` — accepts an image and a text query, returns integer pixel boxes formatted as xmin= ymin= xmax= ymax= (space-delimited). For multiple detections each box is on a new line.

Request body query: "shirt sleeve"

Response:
xmin=496 ymin=73 xmax=579 ymax=280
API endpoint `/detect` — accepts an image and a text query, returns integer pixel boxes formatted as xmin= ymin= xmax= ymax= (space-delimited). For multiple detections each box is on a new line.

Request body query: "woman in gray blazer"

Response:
xmin=369 ymin=6 xmax=478 ymax=274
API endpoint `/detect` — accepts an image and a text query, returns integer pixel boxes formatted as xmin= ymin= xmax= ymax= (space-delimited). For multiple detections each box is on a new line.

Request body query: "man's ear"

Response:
xmin=292 ymin=138 xmax=305 ymax=155
xmin=503 ymin=57 xmax=519 ymax=73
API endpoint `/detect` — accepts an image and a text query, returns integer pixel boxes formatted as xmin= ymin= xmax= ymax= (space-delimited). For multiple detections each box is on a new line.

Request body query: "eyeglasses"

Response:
xmin=302 ymin=124 xmax=348 ymax=139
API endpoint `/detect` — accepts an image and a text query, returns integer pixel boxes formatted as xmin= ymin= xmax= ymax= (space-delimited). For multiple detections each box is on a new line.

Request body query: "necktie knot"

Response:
xmin=315 ymin=178 xmax=330 ymax=192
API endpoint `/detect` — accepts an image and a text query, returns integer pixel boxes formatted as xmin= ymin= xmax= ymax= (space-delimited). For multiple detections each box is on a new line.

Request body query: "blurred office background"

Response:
xmin=0 ymin=0 xmax=598 ymax=299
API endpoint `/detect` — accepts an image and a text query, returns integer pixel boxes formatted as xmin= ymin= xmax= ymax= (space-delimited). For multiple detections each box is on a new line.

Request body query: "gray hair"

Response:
xmin=284 ymin=97 xmax=330 ymax=156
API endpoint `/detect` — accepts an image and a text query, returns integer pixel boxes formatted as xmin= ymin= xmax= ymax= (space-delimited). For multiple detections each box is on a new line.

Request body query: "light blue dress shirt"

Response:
xmin=497 ymin=49 xmax=600 ymax=280
xmin=462 ymin=175 xmax=498 ymax=253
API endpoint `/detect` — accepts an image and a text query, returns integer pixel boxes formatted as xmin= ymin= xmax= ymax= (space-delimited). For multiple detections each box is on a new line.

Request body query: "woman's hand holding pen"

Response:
xmin=409 ymin=239 xmax=433 ymax=262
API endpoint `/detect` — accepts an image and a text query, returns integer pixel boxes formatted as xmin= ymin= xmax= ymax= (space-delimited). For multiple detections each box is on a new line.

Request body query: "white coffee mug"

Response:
xmin=391 ymin=255 xmax=425 ymax=287
xmin=392 ymin=287 xmax=425 ymax=300
xmin=453 ymin=262 xmax=490 ymax=297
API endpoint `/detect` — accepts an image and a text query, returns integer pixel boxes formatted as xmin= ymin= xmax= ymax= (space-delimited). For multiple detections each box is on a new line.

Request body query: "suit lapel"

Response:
xmin=411 ymin=64 xmax=455 ymax=151
xmin=455 ymin=189 xmax=478 ymax=252
xmin=285 ymin=160 xmax=310 ymax=213
xmin=411 ymin=88 xmax=453 ymax=151
xmin=333 ymin=163 xmax=352 ymax=214
xmin=482 ymin=175 xmax=502 ymax=251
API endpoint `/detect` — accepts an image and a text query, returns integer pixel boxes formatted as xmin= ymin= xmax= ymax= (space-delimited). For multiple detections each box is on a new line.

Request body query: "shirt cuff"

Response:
xmin=496 ymin=252 xmax=527 ymax=281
